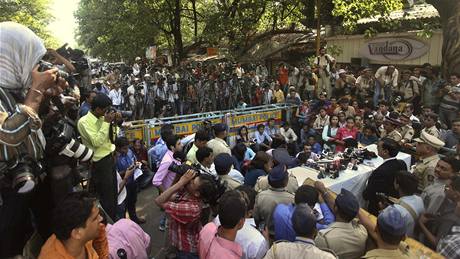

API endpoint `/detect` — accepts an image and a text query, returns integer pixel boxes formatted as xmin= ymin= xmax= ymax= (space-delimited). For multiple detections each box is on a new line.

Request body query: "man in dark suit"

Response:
xmin=363 ymin=138 xmax=407 ymax=215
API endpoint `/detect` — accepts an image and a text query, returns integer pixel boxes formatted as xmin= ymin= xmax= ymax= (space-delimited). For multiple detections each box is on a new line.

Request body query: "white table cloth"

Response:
xmin=289 ymin=144 xmax=411 ymax=206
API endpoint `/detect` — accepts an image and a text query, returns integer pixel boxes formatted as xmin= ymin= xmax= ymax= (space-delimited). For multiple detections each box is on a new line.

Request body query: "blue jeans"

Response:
xmin=176 ymin=251 xmax=199 ymax=259
xmin=373 ymin=80 xmax=392 ymax=107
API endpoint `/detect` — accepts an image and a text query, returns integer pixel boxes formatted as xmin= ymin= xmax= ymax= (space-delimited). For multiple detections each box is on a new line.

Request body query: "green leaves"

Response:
xmin=332 ymin=0 xmax=403 ymax=33
xmin=74 ymin=0 xmax=406 ymax=61
xmin=0 ymin=0 xmax=58 ymax=47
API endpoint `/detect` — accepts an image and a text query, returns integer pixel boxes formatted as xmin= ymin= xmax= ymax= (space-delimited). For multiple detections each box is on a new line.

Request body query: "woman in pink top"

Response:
xmin=334 ymin=116 xmax=358 ymax=152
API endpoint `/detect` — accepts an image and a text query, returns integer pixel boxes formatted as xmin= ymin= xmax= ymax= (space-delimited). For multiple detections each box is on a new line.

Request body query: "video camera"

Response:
xmin=168 ymin=162 xmax=216 ymax=177
xmin=56 ymin=44 xmax=90 ymax=73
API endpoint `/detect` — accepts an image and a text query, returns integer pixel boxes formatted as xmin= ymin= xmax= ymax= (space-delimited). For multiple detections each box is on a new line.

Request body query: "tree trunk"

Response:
xmin=192 ymin=0 xmax=198 ymax=40
xmin=171 ymin=0 xmax=184 ymax=65
xmin=427 ymin=0 xmax=460 ymax=77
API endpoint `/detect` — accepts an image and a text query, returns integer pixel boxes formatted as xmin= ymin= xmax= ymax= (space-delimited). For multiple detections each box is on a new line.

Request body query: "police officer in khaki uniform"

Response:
xmin=315 ymin=188 xmax=367 ymax=259
xmin=253 ymin=164 xmax=295 ymax=229
xmin=256 ymin=148 xmax=299 ymax=193
xmin=421 ymin=112 xmax=440 ymax=138
xmin=264 ymin=204 xmax=336 ymax=259
xmin=359 ymin=206 xmax=415 ymax=259
xmin=214 ymin=153 xmax=241 ymax=191
xmin=381 ymin=116 xmax=402 ymax=142
xmin=255 ymin=174 xmax=298 ymax=193
xmin=398 ymin=114 xmax=415 ymax=144
xmin=413 ymin=131 xmax=444 ymax=191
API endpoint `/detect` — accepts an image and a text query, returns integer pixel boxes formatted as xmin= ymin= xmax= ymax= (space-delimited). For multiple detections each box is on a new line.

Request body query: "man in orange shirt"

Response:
xmin=39 ymin=191 xmax=107 ymax=259
xmin=278 ymin=63 xmax=289 ymax=94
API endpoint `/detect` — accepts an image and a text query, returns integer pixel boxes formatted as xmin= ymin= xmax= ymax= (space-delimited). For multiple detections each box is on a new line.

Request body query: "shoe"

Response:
xmin=134 ymin=217 xmax=146 ymax=224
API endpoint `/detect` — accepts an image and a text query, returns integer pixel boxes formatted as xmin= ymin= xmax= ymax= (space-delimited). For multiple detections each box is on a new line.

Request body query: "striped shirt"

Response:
xmin=439 ymin=93 xmax=460 ymax=111
xmin=0 ymin=87 xmax=44 ymax=164
xmin=164 ymin=190 xmax=203 ymax=253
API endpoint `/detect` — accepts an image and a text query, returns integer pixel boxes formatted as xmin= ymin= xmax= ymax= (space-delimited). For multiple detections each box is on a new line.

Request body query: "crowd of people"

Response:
xmin=2 ymin=21 xmax=460 ymax=259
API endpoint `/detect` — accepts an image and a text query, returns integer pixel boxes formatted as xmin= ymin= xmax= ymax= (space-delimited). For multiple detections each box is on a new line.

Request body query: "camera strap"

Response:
xmin=398 ymin=199 xmax=418 ymax=223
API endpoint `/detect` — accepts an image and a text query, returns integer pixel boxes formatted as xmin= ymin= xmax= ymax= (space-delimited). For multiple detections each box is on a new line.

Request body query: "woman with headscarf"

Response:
xmin=0 ymin=22 xmax=67 ymax=258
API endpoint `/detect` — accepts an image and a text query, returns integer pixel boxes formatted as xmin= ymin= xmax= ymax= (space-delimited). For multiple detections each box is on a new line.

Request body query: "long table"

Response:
xmin=289 ymin=144 xmax=412 ymax=206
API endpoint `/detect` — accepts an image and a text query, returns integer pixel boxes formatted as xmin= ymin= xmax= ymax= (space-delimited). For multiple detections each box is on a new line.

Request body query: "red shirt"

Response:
xmin=278 ymin=67 xmax=289 ymax=86
xmin=335 ymin=127 xmax=358 ymax=152
xmin=326 ymin=104 xmax=338 ymax=116
xmin=164 ymin=190 xmax=203 ymax=253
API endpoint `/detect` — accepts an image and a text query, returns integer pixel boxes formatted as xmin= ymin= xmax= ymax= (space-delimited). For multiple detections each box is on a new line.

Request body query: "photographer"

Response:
xmin=154 ymin=170 xmax=224 ymax=258
xmin=0 ymin=22 xmax=68 ymax=257
xmin=77 ymin=93 xmax=119 ymax=220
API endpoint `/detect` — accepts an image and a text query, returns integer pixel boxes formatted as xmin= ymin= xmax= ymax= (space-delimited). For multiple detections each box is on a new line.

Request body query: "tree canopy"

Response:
xmin=75 ymin=0 xmax=404 ymax=63
xmin=0 ymin=0 xmax=58 ymax=48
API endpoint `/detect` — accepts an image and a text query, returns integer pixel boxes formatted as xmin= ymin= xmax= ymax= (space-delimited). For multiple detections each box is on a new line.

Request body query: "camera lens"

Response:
xmin=59 ymin=139 xmax=94 ymax=162
xmin=13 ymin=172 xmax=36 ymax=193
xmin=8 ymin=159 xmax=37 ymax=193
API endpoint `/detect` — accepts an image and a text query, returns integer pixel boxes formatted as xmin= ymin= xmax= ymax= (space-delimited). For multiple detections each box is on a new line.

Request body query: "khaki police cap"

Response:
xmin=414 ymin=130 xmax=445 ymax=149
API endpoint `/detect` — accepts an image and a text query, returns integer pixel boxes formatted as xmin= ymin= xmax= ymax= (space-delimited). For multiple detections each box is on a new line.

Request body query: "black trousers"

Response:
xmin=0 ymin=188 xmax=33 ymax=258
xmin=90 ymin=154 xmax=117 ymax=221
xmin=126 ymin=179 xmax=139 ymax=220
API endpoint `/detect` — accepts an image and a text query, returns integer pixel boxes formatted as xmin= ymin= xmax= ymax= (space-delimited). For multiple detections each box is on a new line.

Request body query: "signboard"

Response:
xmin=125 ymin=128 xmax=144 ymax=141
xmin=227 ymin=110 xmax=282 ymax=128
xmin=207 ymin=47 xmax=218 ymax=56
xmin=359 ymin=38 xmax=428 ymax=62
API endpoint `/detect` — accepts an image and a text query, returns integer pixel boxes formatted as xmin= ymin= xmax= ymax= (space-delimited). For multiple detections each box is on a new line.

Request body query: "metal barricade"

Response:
xmin=125 ymin=103 xmax=299 ymax=146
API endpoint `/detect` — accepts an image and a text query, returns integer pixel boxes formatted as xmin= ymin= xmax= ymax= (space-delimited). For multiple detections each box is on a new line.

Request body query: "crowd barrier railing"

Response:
xmin=125 ymin=103 xmax=299 ymax=146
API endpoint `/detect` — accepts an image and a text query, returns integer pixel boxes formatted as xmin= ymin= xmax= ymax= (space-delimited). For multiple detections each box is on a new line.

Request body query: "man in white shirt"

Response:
xmin=262 ymin=85 xmax=273 ymax=105
xmin=127 ymin=78 xmax=139 ymax=108
xmin=214 ymin=186 xmax=270 ymax=259
xmin=315 ymin=47 xmax=336 ymax=98
xmin=133 ymin=57 xmax=141 ymax=76
xmin=256 ymin=64 xmax=268 ymax=81
xmin=279 ymin=122 xmax=298 ymax=144
xmin=235 ymin=63 xmax=245 ymax=79
xmin=108 ymin=84 xmax=123 ymax=109
xmin=374 ymin=65 xmax=399 ymax=107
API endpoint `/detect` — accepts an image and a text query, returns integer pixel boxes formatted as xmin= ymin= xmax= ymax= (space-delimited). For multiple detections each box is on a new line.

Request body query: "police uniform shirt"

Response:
xmin=206 ymin=137 xmax=231 ymax=156
xmin=381 ymin=129 xmax=402 ymax=142
xmin=315 ymin=221 xmax=367 ymax=259
xmin=413 ymin=154 xmax=440 ymax=191
xmin=254 ymin=175 xmax=299 ymax=194
xmin=421 ymin=178 xmax=449 ymax=215
xmin=386 ymin=129 xmax=402 ymax=142
xmin=263 ymin=238 xmax=336 ymax=259
xmin=399 ymin=125 xmax=415 ymax=143
xmin=220 ymin=174 xmax=241 ymax=191
xmin=362 ymin=248 xmax=414 ymax=259
xmin=422 ymin=126 xmax=440 ymax=139
xmin=253 ymin=187 xmax=294 ymax=227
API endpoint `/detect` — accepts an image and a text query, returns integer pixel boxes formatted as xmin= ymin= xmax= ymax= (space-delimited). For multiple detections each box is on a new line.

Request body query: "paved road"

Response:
xmin=135 ymin=186 xmax=169 ymax=259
